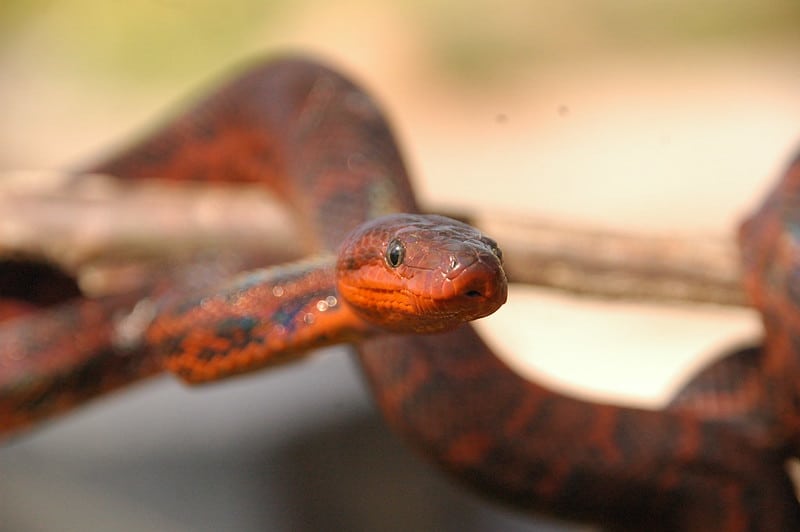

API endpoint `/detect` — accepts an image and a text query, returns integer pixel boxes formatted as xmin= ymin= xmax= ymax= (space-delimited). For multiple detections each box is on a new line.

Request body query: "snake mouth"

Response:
xmin=457 ymin=276 xmax=506 ymax=305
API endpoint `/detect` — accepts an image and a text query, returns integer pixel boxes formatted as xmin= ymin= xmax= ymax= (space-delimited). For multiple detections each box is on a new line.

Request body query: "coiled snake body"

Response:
xmin=2 ymin=56 xmax=800 ymax=530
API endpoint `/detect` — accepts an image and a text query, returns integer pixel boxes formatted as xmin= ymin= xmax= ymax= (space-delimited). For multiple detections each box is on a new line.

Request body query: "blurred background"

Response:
xmin=0 ymin=1 xmax=799 ymax=530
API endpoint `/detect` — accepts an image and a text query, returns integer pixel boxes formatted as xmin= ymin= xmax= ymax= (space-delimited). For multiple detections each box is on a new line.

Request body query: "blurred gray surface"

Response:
xmin=0 ymin=346 xmax=582 ymax=532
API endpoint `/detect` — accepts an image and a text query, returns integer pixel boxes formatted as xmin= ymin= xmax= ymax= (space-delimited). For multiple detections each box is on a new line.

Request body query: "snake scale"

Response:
xmin=2 ymin=56 xmax=800 ymax=530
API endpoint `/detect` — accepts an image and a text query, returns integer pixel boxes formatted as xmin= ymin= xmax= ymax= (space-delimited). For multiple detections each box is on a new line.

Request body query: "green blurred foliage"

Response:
xmin=406 ymin=0 xmax=800 ymax=80
xmin=1 ymin=0 xmax=798 ymax=85
xmin=0 ymin=0 xmax=50 ymax=40
xmin=0 ymin=0 xmax=289 ymax=83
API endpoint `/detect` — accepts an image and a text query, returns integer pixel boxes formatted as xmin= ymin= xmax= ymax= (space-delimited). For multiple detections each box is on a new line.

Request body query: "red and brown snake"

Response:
xmin=1 ymin=56 xmax=800 ymax=530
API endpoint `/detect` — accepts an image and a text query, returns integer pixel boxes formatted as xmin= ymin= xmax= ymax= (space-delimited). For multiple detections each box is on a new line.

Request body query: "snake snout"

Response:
xmin=451 ymin=252 xmax=508 ymax=315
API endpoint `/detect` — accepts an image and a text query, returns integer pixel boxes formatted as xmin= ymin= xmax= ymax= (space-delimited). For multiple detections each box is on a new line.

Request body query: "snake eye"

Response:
xmin=385 ymin=238 xmax=405 ymax=268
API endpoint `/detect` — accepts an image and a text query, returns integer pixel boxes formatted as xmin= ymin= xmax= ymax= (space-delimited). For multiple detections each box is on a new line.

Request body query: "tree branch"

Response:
xmin=0 ymin=171 xmax=746 ymax=306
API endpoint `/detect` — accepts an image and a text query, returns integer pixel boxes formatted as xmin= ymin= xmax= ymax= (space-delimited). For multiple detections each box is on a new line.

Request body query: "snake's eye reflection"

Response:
xmin=385 ymin=239 xmax=405 ymax=268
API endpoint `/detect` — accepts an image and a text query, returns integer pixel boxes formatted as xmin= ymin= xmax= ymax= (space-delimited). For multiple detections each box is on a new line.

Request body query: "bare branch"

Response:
xmin=0 ymin=171 xmax=747 ymax=307
xmin=471 ymin=214 xmax=745 ymax=307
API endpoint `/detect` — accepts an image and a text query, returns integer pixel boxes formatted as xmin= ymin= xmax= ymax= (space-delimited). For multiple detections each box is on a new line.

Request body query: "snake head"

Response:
xmin=336 ymin=214 xmax=507 ymax=333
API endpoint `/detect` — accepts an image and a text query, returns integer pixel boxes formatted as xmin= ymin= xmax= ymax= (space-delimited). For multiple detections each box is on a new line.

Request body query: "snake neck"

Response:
xmin=147 ymin=256 xmax=374 ymax=384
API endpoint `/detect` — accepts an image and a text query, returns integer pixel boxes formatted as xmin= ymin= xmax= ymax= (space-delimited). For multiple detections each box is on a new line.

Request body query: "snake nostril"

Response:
xmin=464 ymin=290 xmax=483 ymax=298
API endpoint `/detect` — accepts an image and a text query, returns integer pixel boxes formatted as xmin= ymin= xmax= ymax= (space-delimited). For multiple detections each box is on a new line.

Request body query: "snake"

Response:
xmin=2 ymin=56 xmax=800 ymax=530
